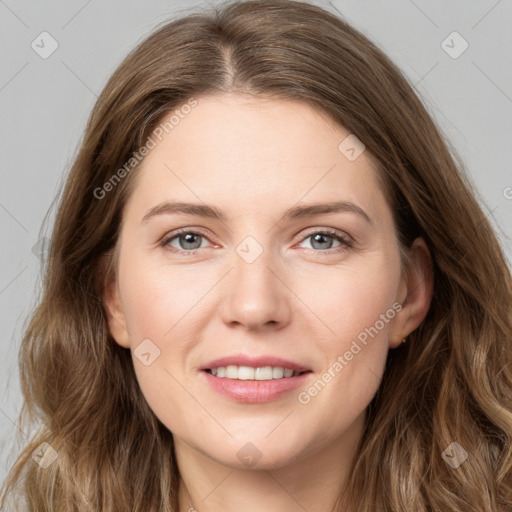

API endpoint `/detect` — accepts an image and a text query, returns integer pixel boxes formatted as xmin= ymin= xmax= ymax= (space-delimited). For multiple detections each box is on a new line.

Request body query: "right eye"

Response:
xmin=160 ymin=229 xmax=214 ymax=254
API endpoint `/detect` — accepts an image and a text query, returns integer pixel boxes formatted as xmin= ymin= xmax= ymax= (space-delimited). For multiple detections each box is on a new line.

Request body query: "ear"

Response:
xmin=389 ymin=237 xmax=434 ymax=349
xmin=101 ymin=257 xmax=131 ymax=349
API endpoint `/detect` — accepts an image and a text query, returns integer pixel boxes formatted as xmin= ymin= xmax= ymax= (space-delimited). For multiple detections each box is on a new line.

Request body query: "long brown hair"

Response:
xmin=2 ymin=1 xmax=511 ymax=510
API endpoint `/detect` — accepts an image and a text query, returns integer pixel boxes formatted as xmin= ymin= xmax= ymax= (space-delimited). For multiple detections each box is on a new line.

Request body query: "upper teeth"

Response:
xmin=210 ymin=366 xmax=299 ymax=380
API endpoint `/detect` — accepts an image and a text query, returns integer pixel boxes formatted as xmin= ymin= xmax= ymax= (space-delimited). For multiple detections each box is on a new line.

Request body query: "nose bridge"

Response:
xmin=220 ymin=232 xmax=291 ymax=328
xmin=233 ymin=232 xmax=280 ymax=298
xmin=238 ymin=242 xmax=271 ymax=282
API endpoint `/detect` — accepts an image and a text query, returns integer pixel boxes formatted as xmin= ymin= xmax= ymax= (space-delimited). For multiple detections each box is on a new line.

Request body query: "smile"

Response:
xmin=205 ymin=365 xmax=307 ymax=380
xmin=201 ymin=367 xmax=312 ymax=403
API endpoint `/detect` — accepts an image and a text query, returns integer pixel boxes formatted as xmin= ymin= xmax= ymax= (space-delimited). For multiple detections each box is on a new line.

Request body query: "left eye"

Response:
xmin=161 ymin=229 xmax=352 ymax=254
xmin=297 ymin=231 xmax=350 ymax=252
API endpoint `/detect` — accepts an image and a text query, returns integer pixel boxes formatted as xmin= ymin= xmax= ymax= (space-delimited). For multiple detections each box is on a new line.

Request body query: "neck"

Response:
xmin=176 ymin=411 xmax=365 ymax=512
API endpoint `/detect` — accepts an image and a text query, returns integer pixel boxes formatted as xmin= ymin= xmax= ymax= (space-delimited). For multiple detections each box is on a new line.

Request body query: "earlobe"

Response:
xmin=390 ymin=237 xmax=434 ymax=348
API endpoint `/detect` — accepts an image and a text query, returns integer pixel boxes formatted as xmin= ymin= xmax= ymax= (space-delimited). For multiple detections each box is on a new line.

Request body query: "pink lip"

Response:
xmin=201 ymin=370 xmax=311 ymax=403
xmin=199 ymin=354 xmax=312 ymax=403
xmin=200 ymin=355 xmax=311 ymax=373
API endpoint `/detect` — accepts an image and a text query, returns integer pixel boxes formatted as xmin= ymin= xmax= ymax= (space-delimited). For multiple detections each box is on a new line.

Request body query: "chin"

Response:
xmin=202 ymin=437 xmax=305 ymax=471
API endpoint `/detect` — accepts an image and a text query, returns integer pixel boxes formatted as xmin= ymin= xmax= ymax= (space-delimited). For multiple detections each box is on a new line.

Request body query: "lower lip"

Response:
xmin=201 ymin=370 xmax=311 ymax=403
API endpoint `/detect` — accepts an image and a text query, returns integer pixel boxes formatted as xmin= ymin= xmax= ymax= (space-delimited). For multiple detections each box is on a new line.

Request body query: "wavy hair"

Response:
xmin=1 ymin=0 xmax=511 ymax=510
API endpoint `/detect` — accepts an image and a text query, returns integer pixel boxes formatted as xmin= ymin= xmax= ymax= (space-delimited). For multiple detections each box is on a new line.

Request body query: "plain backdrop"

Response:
xmin=1 ymin=0 xmax=511 ymax=488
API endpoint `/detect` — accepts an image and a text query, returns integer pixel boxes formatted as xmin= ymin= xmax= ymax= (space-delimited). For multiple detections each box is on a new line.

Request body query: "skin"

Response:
xmin=104 ymin=92 xmax=433 ymax=512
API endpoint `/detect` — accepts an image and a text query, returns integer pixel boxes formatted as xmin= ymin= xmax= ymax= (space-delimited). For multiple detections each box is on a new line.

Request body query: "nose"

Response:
xmin=219 ymin=241 xmax=292 ymax=331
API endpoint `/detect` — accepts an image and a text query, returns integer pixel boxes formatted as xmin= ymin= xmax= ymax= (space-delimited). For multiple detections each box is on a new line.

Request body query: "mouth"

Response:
xmin=199 ymin=357 xmax=313 ymax=403
xmin=204 ymin=365 xmax=310 ymax=380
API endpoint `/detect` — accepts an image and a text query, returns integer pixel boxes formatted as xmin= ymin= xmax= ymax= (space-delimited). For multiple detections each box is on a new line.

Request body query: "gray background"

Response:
xmin=1 ymin=0 xmax=511 ymax=489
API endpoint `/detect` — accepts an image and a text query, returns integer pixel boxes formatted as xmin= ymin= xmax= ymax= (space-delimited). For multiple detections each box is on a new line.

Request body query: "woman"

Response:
xmin=1 ymin=1 xmax=511 ymax=511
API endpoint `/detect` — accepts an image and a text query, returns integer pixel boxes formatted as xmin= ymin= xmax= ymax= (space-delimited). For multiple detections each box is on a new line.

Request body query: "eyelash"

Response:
xmin=159 ymin=228 xmax=353 ymax=256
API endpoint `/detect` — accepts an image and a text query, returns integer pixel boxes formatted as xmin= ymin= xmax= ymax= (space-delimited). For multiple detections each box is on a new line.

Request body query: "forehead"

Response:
xmin=126 ymin=93 xmax=388 ymax=223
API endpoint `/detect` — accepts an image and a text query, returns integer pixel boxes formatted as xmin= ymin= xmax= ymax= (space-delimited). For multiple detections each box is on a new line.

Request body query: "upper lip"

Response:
xmin=200 ymin=355 xmax=311 ymax=373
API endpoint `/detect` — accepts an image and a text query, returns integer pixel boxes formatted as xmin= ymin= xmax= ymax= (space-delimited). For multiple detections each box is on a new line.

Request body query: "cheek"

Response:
xmin=293 ymin=254 xmax=401 ymax=429
xmin=123 ymin=267 xmax=196 ymax=432
xmin=292 ymin=252 xmax=401 ymax=346
xmin=118 ymin=254 xmax=211 ymax=393
xmin=119 ymin=254 xmax=209 ymax=343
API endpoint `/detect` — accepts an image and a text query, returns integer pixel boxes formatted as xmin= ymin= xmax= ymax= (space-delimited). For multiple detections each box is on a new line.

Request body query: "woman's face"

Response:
xmin=105 ymin=93 xmax=430 ymax=470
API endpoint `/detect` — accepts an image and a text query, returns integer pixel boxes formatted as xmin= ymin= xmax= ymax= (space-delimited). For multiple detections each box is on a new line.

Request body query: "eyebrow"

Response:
xmin=141 ymin=200 xmax=373 ymax=225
